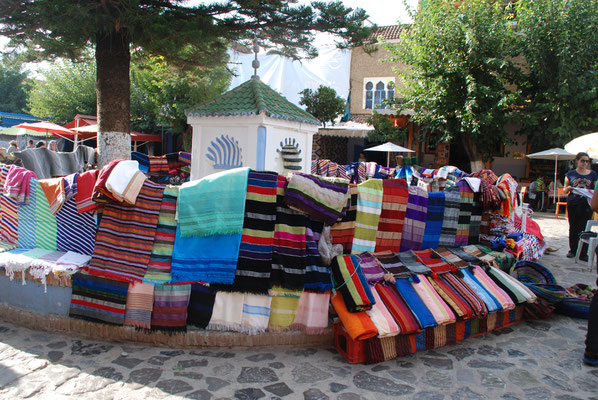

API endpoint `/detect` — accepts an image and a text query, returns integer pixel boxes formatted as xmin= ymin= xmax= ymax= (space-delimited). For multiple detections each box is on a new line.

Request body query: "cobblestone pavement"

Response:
xmin=0 ymin=212 xmax=597 ymax=400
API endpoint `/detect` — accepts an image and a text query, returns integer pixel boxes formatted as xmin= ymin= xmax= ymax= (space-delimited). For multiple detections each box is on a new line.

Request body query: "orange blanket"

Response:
xmin=331 ymin=293 xmax=377 ymax=341
xmin=39 ymin=178 xmax=65 ymax=215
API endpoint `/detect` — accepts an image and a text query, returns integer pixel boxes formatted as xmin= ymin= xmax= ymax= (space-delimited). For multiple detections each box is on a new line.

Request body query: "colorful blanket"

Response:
xmin=4 ymin=165 xmax=36 ymax=204
xmin=131 ymin=152 xmax=150 ymax=174
xmin=270 ymin=176 xmax=308 ymax=290
xmin=289 ymin=291 xmax=330 ymax=334
xmin=16 ymin=177 xmax=37 ymax=249
xmin=177 ymin=167 xmax=249 ymax=237
xmin=374 ymin=179 xmax=408 ymax=252
xmin=151 ymin=284 xmax=191 ymax=331
xmin=34 ymin=180 xmax=58 ymax=251
xmin=397 ymin=250 xmax=432 ymax=275
xmin=38 ymin=178 xmax=66 ymax=215
xmin=70 ymin=271 xmax=129 ymax=325
xmin=455 ymin=181 xmax=473 ymax=246
xmin=421 ymin=191 xmax=445 ymax=250
xmin=413 ymin=248 xmax=453 ymax=275
xmin=472 ymin=266 xmax=515 ymax=310
xmin=374 ymin=283 xmax=420 ymax=334
xmin=373 ymin=250 xmax=411 ymax=279
xmin=331 ymin=293 xmax=377 ymax=341
xmin=0 ymin=166 xmax=18 ymax=244
xmin=241 ymin=293 xmax=272 ymax=334
xmin=330 ymin=184 xmax=358 ymax=254
xmin=187 ymin=283 xmax=216 ymax=328
xmin=56 ymin=198 xmax=96 ymax=256
xmin=304 ymin=220 xmax=331 ymax=292
xmin=75 ymin=169 xmax=99 ymax=213
xmin=485 ymin=265 xmax=536 ymax=304
xmin=230 ymin=171 xmax=278 ymax=294
xmin=366 ymin=286 xmax=401 ymax=337
xmin=469 ymin=191 xmax=483 ymax=244
xmin=268 ymin=293 xmax=299 ymax=332
xmin=447 ymin=247 xmax=480 ymax=266
xmin=330 ymin=254 xmax=376 ymax=312
xmin=87 ymin=180 xmax=164 ymax=283
xmin=410 ymin=275 xmax=456 ymax=325
xmin=143 ymin=186 xmax=179 ymax=285
xmin=443 ymin=272 xmax=488 ymax=319
xmin=284 ymin=172 xmax=349 ymax=225
xmin=428 ymin=275 xmax=474 ymax=319
xmin=439 ymin=187 xmax=460 ymax=247
xmin=434 ymin=247 xmax=468 ymax=269
xmin=124 ymin=282 xmax=155 ymax=329
xmin=352 ymin=179 xmax=383 ymax=254
xmin=460 ymin=268 xmax=501 ymax=313
xmin=400 ymin=187 xmax=428 ymax=251
xmin=355 ymin=252 xmax=385 ymax=283
xmin=395 ymin=278 xmax=437 ymax=329
xmin=207 ymin=291 xmax=244 ymax=331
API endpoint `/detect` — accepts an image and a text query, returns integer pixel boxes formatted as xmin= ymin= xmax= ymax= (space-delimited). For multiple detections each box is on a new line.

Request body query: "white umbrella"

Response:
xmin=364 ymin=141 xmax=414 ymax=167
xmin=565 ymin=132 xmax=598 ymax=159
xmin=526 ymin=147 xmax=576 ymax=199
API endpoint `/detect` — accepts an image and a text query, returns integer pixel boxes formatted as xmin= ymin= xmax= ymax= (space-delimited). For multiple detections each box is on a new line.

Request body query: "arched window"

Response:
xmin=365 ymin=82 xmax=373 ymax=109
xmin=374 ymin=81 xmax=386 ymax=109
xmin=387 ymin=82 xmax=395 ymax=103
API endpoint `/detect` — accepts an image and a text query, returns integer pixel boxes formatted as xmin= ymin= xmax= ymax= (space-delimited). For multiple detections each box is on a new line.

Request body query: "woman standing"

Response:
xmin=564 ymin=152 xmax=598 ymax=258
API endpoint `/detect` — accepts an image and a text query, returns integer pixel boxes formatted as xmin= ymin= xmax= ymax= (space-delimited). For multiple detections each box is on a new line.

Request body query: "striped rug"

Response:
xmin=330 ymin=184 xmax=358 ymax=254
xmin=87 ymin=180 xmax=164 ymax=283
xmin=352 ymin=179 xmax=383 ymax=254
xmin=70 ymin=271 xmax=129 ymax=325
xmin=421 ymin=191 xmax=445 ymax=250
xmin=230 ymin=171 xmax=278 ymax=294
xmin=439 ymin=187 xmax=460 ymax=247
xmin=469 ymin=191 xmax=483 ymax=244
xmin=56 ymin=198 xmax=96 ymax=256
xmin=0 ymin=166 xmax=18 ymax=245
xmin=143 ymin=186 xmax=179 ymax=285
xmin=151 ymin=284 xmax=191 ymax=331
xmin=375 ymin=179 xmax=408 ymax=252
xmin=34 ymin=180 xmax=58 ymax=251
xmin=17 ymin=177 xmax=37 ymax=249
xmin=455 ymin=181 xmax=473 ymax=246
xmin=400 ymin=187 xmax=428 ymax=252
xmin=124 ymin=282 xmax=155 ymax=329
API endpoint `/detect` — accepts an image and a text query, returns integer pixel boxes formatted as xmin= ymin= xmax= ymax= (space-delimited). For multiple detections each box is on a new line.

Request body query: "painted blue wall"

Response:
xmin=0 ymin=275 xmax=71 ymax=316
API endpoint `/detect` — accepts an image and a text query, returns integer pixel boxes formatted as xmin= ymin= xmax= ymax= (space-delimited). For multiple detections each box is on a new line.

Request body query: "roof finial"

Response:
xmin=252 ymin=36 xmax=260 ymax=80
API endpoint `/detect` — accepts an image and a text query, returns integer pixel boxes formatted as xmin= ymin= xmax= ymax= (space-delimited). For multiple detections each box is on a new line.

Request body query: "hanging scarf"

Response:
xmin=439 ymin=187 xmax=460 ymax=247
xmin=421 ymin=191 xmax=445 ymax=250
xmin=375 ymin=179 xmax=409 ymax=252
xmin=352 ymin=179 xmax=383 ymax=254
xmin=400 ymin=186 xmax=428 ymax=251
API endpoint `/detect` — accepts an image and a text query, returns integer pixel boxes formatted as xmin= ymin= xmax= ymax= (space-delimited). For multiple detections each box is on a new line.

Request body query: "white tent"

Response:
xmin=565 ymin=132 xmax=598 ymax=159
xmin=364 ymin=142 xmax=414 ymax=167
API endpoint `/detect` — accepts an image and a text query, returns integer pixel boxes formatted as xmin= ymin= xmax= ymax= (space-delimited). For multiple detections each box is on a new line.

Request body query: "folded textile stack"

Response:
xmin=105 ymin=160 xmax=146 ymax=204
xmin=330 ymin=254 xmax=375 ymax=312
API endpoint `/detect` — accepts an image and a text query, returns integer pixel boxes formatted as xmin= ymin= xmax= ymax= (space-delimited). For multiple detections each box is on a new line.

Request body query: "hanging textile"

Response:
xmin=289 ymin=291 xmax=330 ymax=334
xmin=375 ymin=179 xmax=409 ymax=252
xmin=330 ymin=184 xmax=358 ymax=254
xmin=455 ymin=181 xmax=473 ymax=246
xmin=151 ymin=284 xmax=191 ymax=332
xmin=421 ymin=191 xmax=445 ymax=250
xmin=124 ymin=282 xmax=155 ymax=330
xmin=352 ymin=179 xmax=383 ymax=254
xmin=74 ymin=169 xmax=99 ymax=213
xmin=16 ymin=177 xmax=37 ymax=249
xmin=34 ymin=180 xmax=58 ymax=251
xmin=187 ymin=283 xmax=217 ymax=329
xmin=207 ymin=292 xmax=244 ymax=331
xmin=469 ymin=191 xmax=483 ymax=244
xmin=56 ymin=198 xmax=96 ymax=256
xmin=268 ymin=292 xmax=300 ymax=332
xmin=400 ymin=186 xmax=428 ymax=252
xmin=70 ymin=271 xmax=129 ymax=325
xmin=241 ymin=293 xmax=272 ymax=334
xmin=0 ymin=165 xmax=18 ymax=245
xmin=303 ymin=219 xmax=331 ymax=292
xmin=439 ymin=187 xmax=460 ymax=247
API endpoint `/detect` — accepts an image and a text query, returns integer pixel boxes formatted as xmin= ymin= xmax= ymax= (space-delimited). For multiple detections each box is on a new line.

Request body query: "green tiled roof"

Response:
xmin=187 ymin=77 xmax=319 ymax=125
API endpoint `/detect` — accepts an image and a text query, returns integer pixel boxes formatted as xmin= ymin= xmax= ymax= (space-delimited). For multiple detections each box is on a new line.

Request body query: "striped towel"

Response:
xmin=284 ymin=173 xmax=350 ymax=226
xmin=400 ymin=187 xmax=428 ymax=251
xmin=374 ymin=283 xmax=420 ymax=334
xmin=270 ymin=176 xmax=308 ymax=291
xmin=330 ymin=184 xmax=357 ymax=254
xmin=56 ymin=198 xmax=96 ymax=256
xmin=304 ymin=219 xmax=332 ymax=292
xmin=443 ymin=272 xmax=488 ymax=319
xmin=352 ymin=179 xmax=383 ymax=254
xmin=439 ymin=187 xmax=460 ymax=247
xmin=410 ymin=275 xmax=456 ymax=325
xmin=289 ymin=291 xmax=330 ymax=334
xmin=75 ymin=169 xmax=99 ymax=213
xmin=17 ymin=177 xmax=37 ymax=249
xmin=455 ymin=181 xmax=473 ymax=246
xmin=38 ymin=178 xmax=66 ymax=215
xmin=87 ymin=180 xmax=164 ymax=283
xmin=131 ymin=151 xmax=150 ymax=174
xmin=413 ymin=249 xmax=453 ymax=275
xmin=151 ymin=284 xmax=191 ymax=332
xmin=462 ymin=244 xmax=496 ymax=265
xmin=485 ymin=266 xmax=536 ymax=304
xmin=421 ymin=191 xmax=445 ymax=250
xmin=207 ymin=291 xmax=244 ymax=332
xmin=428 ymin=275 xmax=474 ymax=319
xmin=34 ymin=180 xmax=58 ymax=251
xmin=148 ymin=155 xmax=169 ymax=176
xmin=395 ymin=278 xmax=437 ymax=329
xmin=330 ymin=254 xmax=375 ymax=312
xmin=268 ymin=292 xmax=300 ymax=332
xmin=187 ymin=283 xmax=216 ymax=329
xmin=355 ymin=252 xmax=385 ymax=283
xmin=177 ymin=167 xmax=249 ymax=237
xmin=373 ymin=250 xmax=411 ymax=279
xmin=143 ymin=186 xmax=179 ymax=285
xmin=230 ymin=171 xmax=278 ymax=294
xmin=375 ymin=179 xmax=408 ymax=252
xmin=460 ymin=268 xmax=502 ymax=313
xmin=472 ymin=266 xmax=516 ymax=310
xmin=242 ymin=293 xmax=272 ymax=334
xmin=178 ymin=151 xmax=191 ymax=166
xmin=447 ymin=247 xmax=480 ymax=266
xmin=124 ymin=282 xmax=155 ymax=329
xmin=366 ymin=286 xmax=401 ymax=337
xmin=1 ymin=166 xmax=19 ymax=245
xmin=70 ymin=271 xmax=129 ymax=325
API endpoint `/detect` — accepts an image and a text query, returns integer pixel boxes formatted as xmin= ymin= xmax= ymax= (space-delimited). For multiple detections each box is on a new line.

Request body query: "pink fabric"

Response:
xmin=473 ymin=266 xmax=516 ymax=310
xmin=513 ymin=214 xmax=544 ymax=242
xmin=3 ymin=165 xmax=36 ymax=205
xmin=412 ymin=276 xmax=456 ymax=325
xmin=366 ymin=286 xmax=400 ymax=337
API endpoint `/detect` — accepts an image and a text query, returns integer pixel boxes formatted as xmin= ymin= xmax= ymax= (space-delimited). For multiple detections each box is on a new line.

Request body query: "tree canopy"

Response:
xmin=298 ymin=85 xmax=345 ymax=127
xmin=0 ymin=58 xmax=29 ymax=114
xmin=0 ymin=0 xmax=372 ymax=165
xmin=386 ymin=0 xmax=519 ymax=170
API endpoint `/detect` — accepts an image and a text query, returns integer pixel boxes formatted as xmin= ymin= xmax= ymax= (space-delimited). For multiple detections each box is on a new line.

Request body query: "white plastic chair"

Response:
xmin=574 ymin=220 xmax=598 ymax=270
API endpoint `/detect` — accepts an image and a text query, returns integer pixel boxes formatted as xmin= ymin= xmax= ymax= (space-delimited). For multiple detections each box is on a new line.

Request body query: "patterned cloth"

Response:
xmin=143 ymin=186 xmax=179 ymax=285
xmin=400 ymin=187 xmax=428 ymax=251
xmin=469 ymin=191 xmax=483 ymax=244
xmin=375 ymin=179 xmax=408 ymax=252
xmin=442 ymin=272 xmax=488 ymax=319
xmin=330 ymin=184 xmax=358 ymax=254
xmin=410 ymin=275 xmax=456 ymax=325
xmin=87 ymin=180 xmax=164 ymax=283
xmin=472 ymin=266 xmax=515 ymax=310
xmin=268 ymin=293 xmax=299 ymax=332
xmin=151 ymin=284 xmax=191 ymax=331
xmin=70 ymin=271 xmax=129 ymax=325
xmin=289 ymin=291 xmax=330 ymax=334
xmin=330 ymin=254 xmax=375 ymax=312
xmin=38 ymin=178 xmax=66 ymax=215
xmin=397 ymin=250 xmax=432 ymax=275
xmin=374 ymin=283 xmax=420 ymax=334
xmin=366 ymin=286 xmax=401 ymax=337
xmin=4 ymin=165 xmax=36 ymax=205
xmin=303 ymin=220 xmax=331 ymax=292
xmin=428 ymin=275 xmax=474 ymax=319
xmin=355 ymin=252 xmax=385 ymax=283
xmin=34 ymin=180 xmax=58 ymax=251
xmin=17 ymin=178 xmax=37 ymax=249
xmin=352 ymin=179 xmax=383 ymax=254
xmin=373 ymin=250 xmax=411 ymax=279
xmin=187 ymin=283 xmax=216 ymax=329
xmin=460 ymin=268 xmax=501 ymax=313
xmin=124 ymin=282 xmax=155 ymax=329
xmin=434 ymin=247 xmax=468 ymax=269
xmin=29 ymin=250 xmax=66 ymax=292
xmin=439 ymin=187 xmax=461 ymax=247
xmin=413 ymin=249 xmax=453 ymax=275
xmin=455 ymin=181 xmax=473 ymax=246
xmin=75 ymin=169 xmax=99 ymax=213
xmin=421 ymin=191 xmax=445 ymax=250
xmin=231 ymin=171 xmax=278 ymax=294
xmin=0 ymin=166 xmax=18 ymax=244
xmin=284 ymin=173 xmax=349 ymax=226
xmin=56 ymin=198 xmax=96 ymax=256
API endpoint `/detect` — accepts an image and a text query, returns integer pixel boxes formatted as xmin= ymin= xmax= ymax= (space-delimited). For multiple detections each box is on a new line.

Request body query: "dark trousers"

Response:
xmin=586 ymin=288 xmax=598 ymax=354
xmin=568 ymin=200 xmax=593 ymax=254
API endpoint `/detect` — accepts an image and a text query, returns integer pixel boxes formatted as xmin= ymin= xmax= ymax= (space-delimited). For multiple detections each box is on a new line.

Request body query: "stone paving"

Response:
xmin=0 ymin=212 xmax=597 ymax=400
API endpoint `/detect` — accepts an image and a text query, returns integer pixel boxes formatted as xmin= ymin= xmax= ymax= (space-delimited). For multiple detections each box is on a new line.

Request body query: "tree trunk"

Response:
xmin=96 ymin=29 xmax=131 ymax=168
xmin=461 ymin=134 xmax=484 ymax=172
